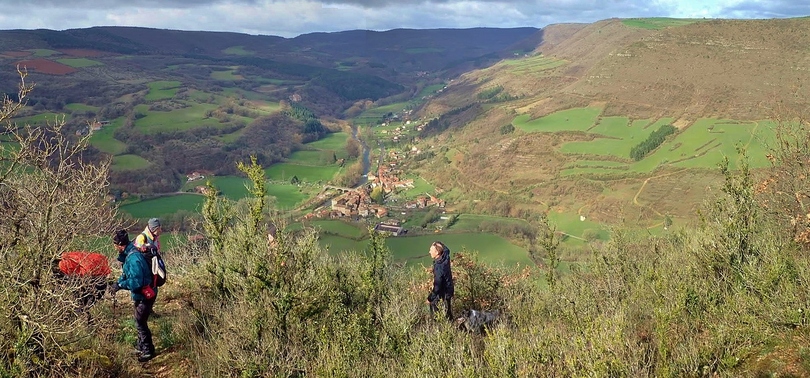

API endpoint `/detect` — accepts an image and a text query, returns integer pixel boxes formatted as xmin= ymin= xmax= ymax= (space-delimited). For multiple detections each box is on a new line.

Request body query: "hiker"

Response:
xmin=109 ymin=229 xmax=157 ymax=362
xmin=426 ymin=241 xmax=454 ymax=320
xmin=134 ymin=218 xmax=162 ymax=254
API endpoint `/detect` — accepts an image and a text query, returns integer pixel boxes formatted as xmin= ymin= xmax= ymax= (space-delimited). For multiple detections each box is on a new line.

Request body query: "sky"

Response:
xmin=0 ymin=0 xmax=807 ymax=38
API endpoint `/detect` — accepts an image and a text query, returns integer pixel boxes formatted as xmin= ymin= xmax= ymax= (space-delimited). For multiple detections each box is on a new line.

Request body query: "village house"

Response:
xmin=187 ymin=172 xmax=205 ymax=182
xmin=374 ymin=223 xmax=406 ymax=236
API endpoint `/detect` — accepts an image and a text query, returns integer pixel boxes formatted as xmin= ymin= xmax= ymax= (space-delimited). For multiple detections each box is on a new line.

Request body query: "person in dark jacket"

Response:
xmin=109 ymin=229 xmax=157 ymax=362
xmin=427 ymin=241 xmax=454 ymax=320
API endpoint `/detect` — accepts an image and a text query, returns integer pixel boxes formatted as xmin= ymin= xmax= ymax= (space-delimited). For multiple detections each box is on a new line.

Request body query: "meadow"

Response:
xmin=622 ymin=17 xmax=702 ymax=29
xmin=56 ymin=58 xmax=103 ymax=68
xmin=353 ymin=102 xmax=411 ymax=126
xmin=144 ymin=80 xmax=182 ymax=101
xmin=65 ymin=103 xmax=99 ymax=112
xmin=110 ymin=154 xmax=151 ymax=171
xmin=513 ymin=107 xmax=601 ymax=132
xmin=28 ymin=49 xmax=59 ymax=57
xmin=133 ymin=103 xmax=248 ymax=134
xmin=119 ymin=194 xmax=205 ymax=219
xmin=210 ymin=69 xmax=243 ymax=80
xmin=265 ymin=163 xmax=341 ymax=183
xmin=89 ymin=117 xmax=127 ymax=155
xmin=305 ymin=132 xmax=349 ymax=150
xmin=515 ymin=107 xmax=775 ymax=176
xmin=319 ymin=232 xmax=533 ymax=267
xmin=222 ymin=46 xmax=254 ymax=55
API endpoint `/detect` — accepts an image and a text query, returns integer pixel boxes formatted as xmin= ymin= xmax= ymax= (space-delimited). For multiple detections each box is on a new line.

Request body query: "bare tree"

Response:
xmin=0 ymin=68 xmax=119 ymax=376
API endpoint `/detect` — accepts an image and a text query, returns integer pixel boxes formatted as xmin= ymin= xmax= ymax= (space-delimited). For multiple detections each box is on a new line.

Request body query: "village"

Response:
xmin=302 ymin=115 xmax=447 ymax=236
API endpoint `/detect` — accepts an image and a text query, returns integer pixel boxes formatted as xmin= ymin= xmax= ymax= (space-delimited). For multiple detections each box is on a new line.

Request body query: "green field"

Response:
xmin=353 ymin=102 xmax=410 ymax=125
xmin=89 ymin=117 xmax=127 ymax=155
xmin=416 ymin=83 xmax=445 ymax=98
xmin=222 ymin=46 xmax=254 ymax=55
xmin=305 ymin=132 xmax=349 ymax=150
xmin=145 ymin=81 xmax=182 ymax=101
xmin=57 ymin=58 xmax=103 ymax=68
xmin=65 ymin=103 xmax=99 ymax=112
xmin=630 ymin=119 xmax=775 ymax=172
xmin=133 ymin=103 xmax=243 ymax=134
xmin=319 ymin=232 xmax=532 ymax=267
xmin=267 ymin=184 xmax=309 ymax=209
xmin=111 ymin=154 xmax=151 ymax=171
xmin=11 ymin=112 xmax=65 ymax=126
xmin=120 ymin=194 xmax=205 ymax=219
xmin=514 ymin=107 xmax=602 ymax=132
xmin=400 ymin=176 xmax=435 ymax=197
xmin=622 ymin=18 xmax=701 ymax=30
xmin=309 ymin=220 xmax=367 ymax=239
xmin=547 ymin=211 xmax=609 ymax=245
xmin=265 ymin=163 xmax=341 ymax=183
xmin=29 ymin=49 xmax=60 ymax=57
xmin=559 ymin=117 xmax=662 ymax=156
xmin=287 ymin=150 xmax=335 ymax=166
xmin=211 ymin=69 xmax=243 ymax=80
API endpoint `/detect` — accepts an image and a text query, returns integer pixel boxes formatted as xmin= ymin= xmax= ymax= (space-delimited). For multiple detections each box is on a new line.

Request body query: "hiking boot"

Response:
xmin=137 ymin=352 xmax=154 ymax=363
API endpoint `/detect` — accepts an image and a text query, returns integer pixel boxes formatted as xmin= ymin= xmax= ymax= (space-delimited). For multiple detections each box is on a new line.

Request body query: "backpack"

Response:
xmin=141 ymin=233 xmax=167 ymax=288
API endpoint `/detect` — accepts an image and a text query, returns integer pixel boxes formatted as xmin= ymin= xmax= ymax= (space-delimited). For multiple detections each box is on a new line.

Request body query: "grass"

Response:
xmin=211 ymin=69 xmax=243 ymax=81
xmin=496 ymin=55 xmax=568 ymax=75
xmin=144 ymin=81 xmax=182 ymax=101
xmin=514 ymin=107 xmax=602 ymax=133
xmin=622 ymin=18 xmax=702 ymax=29
xmin=559 ymin=117 xmax=657 ymax=157
xmin=352 ymin=102 xmax=410 ymax=125
xmin=267 ymin=184 xmax=309 ymax=209
xmin=265 ymin=163 xmax=341 ymax=183
xmin=309 ymin=220 xmax=366 ymax=239
xmin=400 ymin=176 xmax=435 ymax=197
xmin=305 ymin=132 xmax=349 ymax=150
xmin=56 ymin=58 xmax=103 ymax=68
xmin=119 ymin=194 xmax=205 ymax=219
xmin=320 ymin=232 xmax=532 ymax=267
xmin=11 ymin=112 xmax=65 ymax=126
xmin=630 ymin=119 xmax=775 ymax=172
xmin=28 ymin=49 xmax=60 ymax=57
xmin=417 ymin=83 xmax=445 ymax=98
xmin=182 ymin=176 xmax=308 ymax=208
xmin=134 ymin=103 xmax=243 ymax=134
xmin=287 ymin=150 xmax=336 ymax=166
xmin=89 ymin=117 xmax=127 ymax=155
xmin=222 ymin=46 xmax=254 ymax=55
xmin=546 ymin=211 xmax=609 ymax=244
xmin=111 ymin=154 xmax=151 ymax=171
xmin=65 ymin=103 xmax=99 ymax=112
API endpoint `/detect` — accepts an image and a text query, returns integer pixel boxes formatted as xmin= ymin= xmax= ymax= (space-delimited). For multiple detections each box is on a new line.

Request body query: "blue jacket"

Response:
xmin=118 ymin=246 xmax=156 ymax=301
xmin=428 ymin=245 xmax=454 ymax=302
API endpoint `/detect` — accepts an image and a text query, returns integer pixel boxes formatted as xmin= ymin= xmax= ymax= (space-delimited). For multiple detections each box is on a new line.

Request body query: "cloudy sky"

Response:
xmin=0 ymin=0 xmax=807 ymax=38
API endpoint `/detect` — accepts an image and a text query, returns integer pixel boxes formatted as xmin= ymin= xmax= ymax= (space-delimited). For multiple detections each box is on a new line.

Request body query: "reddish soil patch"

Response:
xmin=2 ymin=51 xmax=32 ymax=57
xmin=59 ymin=49 xmax=106 ymax=57
xmin=15 ymin=59 xmax=77 ymax=75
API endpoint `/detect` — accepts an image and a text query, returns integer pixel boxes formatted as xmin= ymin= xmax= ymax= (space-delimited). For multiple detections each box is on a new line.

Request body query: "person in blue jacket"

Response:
xmin=426 ymin=241 xmax=454 ymax=320
xmin=110 ymin=229 xmax=157 ymax=362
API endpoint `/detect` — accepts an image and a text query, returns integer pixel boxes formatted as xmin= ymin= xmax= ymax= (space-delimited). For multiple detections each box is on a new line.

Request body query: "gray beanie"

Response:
xmin=148 ymin=218 xmax=161 ymax=230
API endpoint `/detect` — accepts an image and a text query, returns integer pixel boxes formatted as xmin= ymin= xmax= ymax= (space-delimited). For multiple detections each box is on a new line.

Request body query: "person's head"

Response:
xmin=429 ymin=241 xmax=446 ymax=259
xmin=113 ymin=229 xmax=130 ymax=252
xmin=148 ymin=218 xmax=162 ymax=236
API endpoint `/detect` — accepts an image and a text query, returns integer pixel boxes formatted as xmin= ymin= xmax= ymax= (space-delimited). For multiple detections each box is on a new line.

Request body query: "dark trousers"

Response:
xmin=430 ymin=296 xmax=453 ymax=320
xmin=134 ymin=298 xmax=156 ymax=354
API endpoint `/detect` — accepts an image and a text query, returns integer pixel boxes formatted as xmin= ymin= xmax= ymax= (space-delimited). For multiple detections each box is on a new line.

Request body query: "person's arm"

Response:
xmin=427 ymin=263 xmax=446 ymax=302
xmin=117 ymin=256 xmax=145 ymax=291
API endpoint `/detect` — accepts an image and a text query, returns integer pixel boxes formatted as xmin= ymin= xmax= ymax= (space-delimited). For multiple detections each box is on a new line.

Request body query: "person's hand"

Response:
xmin=425 ymin=299 xmax=430 ymax=304
xmin=108 ymin=282 xmax=120 ymax=296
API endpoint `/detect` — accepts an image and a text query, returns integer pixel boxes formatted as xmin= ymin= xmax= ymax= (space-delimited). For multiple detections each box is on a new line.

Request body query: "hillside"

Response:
xmin=0 ymin=26 xmax=538 ymax=198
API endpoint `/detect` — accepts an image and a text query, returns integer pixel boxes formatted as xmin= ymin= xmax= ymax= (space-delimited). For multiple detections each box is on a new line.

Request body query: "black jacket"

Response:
xmin=428 ymin=246 xmax=454 ymax=302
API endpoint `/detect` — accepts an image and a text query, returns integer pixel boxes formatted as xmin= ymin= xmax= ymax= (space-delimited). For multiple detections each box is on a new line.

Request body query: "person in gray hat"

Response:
xmin=134 ymin=218 xmax=162 ymax=254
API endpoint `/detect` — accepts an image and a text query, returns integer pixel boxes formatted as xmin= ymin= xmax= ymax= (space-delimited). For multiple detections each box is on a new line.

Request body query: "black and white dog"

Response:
xmin=456 ymin=309 xmax=500 ymax=333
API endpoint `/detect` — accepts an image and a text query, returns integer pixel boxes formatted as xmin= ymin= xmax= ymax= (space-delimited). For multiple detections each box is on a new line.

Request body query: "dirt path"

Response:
xmin=632 ymin=168 xmax=689 ymax=217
